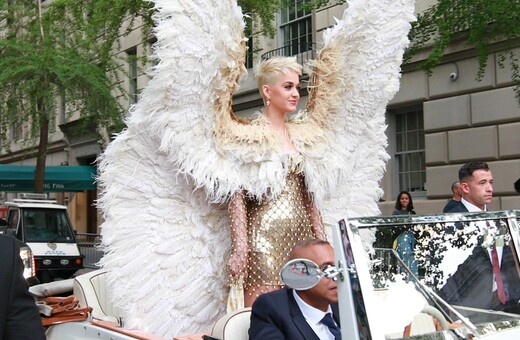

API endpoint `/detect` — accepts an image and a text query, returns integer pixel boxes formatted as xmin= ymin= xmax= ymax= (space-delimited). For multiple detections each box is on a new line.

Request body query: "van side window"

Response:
xmin=7 ymin=209 xmax=21 ymax=238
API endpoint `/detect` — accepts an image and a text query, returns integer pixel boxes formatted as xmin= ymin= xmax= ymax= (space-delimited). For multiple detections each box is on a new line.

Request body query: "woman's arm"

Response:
xmin=227 ymin=191 xmax=249 ymax=278
xmin=305 ymin=191 xmax=326 ymax=240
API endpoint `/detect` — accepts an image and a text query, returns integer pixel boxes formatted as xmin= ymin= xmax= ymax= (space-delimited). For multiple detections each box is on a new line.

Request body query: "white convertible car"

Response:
xmin=35 ymin=210 xmax=520 ymax=340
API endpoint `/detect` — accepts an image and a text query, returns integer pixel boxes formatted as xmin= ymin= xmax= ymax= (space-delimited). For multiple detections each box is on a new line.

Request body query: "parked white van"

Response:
xmin=2 ymin=193 xmax=83 ymax=283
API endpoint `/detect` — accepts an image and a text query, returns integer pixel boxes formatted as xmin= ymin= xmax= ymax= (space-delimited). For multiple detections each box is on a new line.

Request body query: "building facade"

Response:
xmin=1 ymin=0 xmax=519 ymax=231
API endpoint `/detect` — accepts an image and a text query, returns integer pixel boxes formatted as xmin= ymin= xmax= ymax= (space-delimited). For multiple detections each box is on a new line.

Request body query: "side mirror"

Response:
xmin=280 ymin=258 xmax=322 ymax=290
xmin=280 ymin=258 xmax=343 ymax=290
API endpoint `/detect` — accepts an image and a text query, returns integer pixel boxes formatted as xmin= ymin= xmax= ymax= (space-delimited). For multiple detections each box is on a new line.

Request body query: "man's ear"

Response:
xmin=460 ymin=182 xmax=470 ymax=195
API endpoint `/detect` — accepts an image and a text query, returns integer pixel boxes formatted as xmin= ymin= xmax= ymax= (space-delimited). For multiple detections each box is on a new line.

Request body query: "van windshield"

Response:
xmin=23 ymin=208 xmax=75 ymax=243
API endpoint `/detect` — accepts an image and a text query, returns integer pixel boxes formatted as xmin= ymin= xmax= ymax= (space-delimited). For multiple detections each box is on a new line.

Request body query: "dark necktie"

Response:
xmin=321 ymin=313 xmax=341 ymax=339
xmin=491 ymin=246 xmax=507 ymax=304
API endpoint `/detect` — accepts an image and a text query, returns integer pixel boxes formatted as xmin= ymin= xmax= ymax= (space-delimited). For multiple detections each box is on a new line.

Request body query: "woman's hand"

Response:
xmin=227 ymin=249 xmax=248 ymax=277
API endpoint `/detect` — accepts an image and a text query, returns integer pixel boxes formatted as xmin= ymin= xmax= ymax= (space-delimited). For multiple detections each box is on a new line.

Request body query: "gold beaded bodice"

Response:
xmin=245 ymin=155 xmax=315 ymax=288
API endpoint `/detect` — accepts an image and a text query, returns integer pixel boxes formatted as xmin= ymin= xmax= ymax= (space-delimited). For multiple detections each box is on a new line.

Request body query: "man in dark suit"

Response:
xmin=0 ymin=235 xmax=46 ymax=340
xmin=249 ymin=239 xmax=340 ymax=340
xmin=445 ymin=161 xmax=493 ymax=213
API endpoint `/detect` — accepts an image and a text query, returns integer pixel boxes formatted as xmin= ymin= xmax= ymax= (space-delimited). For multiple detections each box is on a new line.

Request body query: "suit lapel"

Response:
xmin=458 ymin=202 xmax=468 ymax=212
xmin=288 ymin=290 xmax=320 ymax=340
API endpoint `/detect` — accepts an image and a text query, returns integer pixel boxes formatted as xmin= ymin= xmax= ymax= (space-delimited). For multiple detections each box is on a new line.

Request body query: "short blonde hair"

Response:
xmin=255 ymin=57 xmax=302 ymax=100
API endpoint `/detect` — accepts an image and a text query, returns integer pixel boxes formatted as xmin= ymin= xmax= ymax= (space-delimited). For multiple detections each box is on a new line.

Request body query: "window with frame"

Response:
xmin=127 ymin=48 xmax=138 ymax=105
xmin=59 ymin=88 xmax=66 ymax=126
xmin=11 ymin=118 xmax=23 ymax=142
xmin=393 ymin=107 xmax=426 ymax=195
xmin=241 ymin=14 xmax=254 ymax=69
xmin=280 ymin=0 xmax=313 ymax=56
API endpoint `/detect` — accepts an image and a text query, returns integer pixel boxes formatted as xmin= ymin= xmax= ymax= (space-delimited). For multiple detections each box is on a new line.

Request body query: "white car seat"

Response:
xmin=211 ymin=307 xmax=252 ymax=340
xmin=73 ymin=269 xmax=122 ymax=325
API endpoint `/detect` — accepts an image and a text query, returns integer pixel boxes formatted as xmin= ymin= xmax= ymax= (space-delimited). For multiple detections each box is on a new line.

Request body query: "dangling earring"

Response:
xmin=266 ymin=98 xmax=270 ymax=106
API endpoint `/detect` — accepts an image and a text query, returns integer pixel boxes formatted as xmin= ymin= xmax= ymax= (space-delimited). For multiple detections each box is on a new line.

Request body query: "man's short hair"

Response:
xmin=458 ymin=161 xmax=490 ymax=182
xmin=289 ymin=239 xmax=330 ymax=260
xmin=451 ymin=181 xmax=460 ymax=192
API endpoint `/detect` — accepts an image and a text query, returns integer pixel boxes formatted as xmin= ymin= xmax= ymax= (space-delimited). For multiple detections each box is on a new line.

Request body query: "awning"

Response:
xmin=0 ymin=165 xmax=96 ymax=192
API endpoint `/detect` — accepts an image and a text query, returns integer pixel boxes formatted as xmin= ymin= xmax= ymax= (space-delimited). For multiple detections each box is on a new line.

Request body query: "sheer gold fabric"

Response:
xmin=245 ymin=157 xmax=315 ymax=288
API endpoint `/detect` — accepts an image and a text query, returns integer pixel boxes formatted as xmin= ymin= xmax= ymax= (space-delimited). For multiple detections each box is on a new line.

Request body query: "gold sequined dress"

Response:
xmin=245 ymin=155 xmax=316 ymax=288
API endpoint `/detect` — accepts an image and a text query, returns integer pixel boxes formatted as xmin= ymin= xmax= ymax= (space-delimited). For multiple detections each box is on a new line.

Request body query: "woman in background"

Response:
xmin=392 ymin=191 xmax=416 ymax=215
xmin=392 ymin=191 xmax=417 ymax=278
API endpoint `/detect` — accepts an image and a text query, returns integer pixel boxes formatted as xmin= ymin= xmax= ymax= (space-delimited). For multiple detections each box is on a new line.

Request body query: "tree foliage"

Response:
xmin=406 ymin=0 xmax=520 ymax=101
xmin=0 ymin=0 xmax=153 ymax=191
xmin=0 ymin=0 xmax=299 ymax=192
xmin=0 ymin=0 xmax=153 ymax=143
xmin=239 ymin=0 xmax=282 ymax=38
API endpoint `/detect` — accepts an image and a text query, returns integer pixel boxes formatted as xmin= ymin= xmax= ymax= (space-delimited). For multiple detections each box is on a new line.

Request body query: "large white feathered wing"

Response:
xmin=301 ymin=0 xmax=416 ymax=228
xmin=98 ymin=0 xmax=245 ymax=337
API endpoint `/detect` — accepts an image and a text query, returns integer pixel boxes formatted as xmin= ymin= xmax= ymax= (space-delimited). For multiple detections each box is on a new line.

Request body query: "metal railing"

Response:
xmin=261 ymin=42 xmax=316 ymax=67
xmin=76 ymin=233 xmax=103 ymax=269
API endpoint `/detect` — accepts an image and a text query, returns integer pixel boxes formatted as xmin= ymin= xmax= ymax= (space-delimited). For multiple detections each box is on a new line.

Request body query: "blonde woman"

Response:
xmin=98 ymin=0 xmax=415 ymax=336
xmin=227 ymin=57 xmax=325 ymax=307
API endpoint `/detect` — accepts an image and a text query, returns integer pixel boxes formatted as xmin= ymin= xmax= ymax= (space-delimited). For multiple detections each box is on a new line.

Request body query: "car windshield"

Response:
xmin=23 ymin=208 xmax=75 ymax=243
xmin=341 ymin=210 xmax=520 ymax=339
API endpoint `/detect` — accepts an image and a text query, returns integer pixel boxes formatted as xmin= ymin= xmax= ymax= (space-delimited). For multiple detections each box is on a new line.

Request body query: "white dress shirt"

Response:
xmin=292 ymin=289 xmax=337 ymax=340
xmin=460 ymin=197 xmax=486 ymax=213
